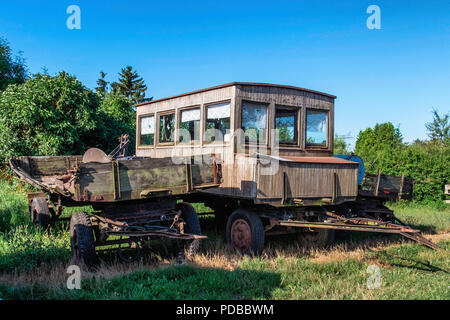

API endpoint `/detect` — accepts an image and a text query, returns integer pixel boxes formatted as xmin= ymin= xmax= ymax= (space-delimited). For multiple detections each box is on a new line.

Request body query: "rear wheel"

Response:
xmin=226 ymin=209 xmax=264 ymax=256
xmin=177 ymin=202 xmax=202 ymax=257
xmin=70 ymin=212 xmax=97 ymax=268
xmin=30 ymin=197 xmax=51 ymax=228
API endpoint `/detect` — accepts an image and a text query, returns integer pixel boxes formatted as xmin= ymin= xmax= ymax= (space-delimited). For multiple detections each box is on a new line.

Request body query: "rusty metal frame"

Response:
xmin=269 ymin=209 xmax=441 ymax=250
xmin=92 ymin=214 xmax=206 ymax=242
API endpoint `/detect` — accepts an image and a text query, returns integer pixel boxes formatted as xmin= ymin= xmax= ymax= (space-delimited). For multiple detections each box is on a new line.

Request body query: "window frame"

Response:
xmin=156 ymin=110 xmax=176 ymax=146
xmin=203 ymin=100 xmax=232 ymax=145
xmin=240 ymin=100 xmax=269 ymax=146
xmin=177 ymin=105 xmax=202 ymax=145
xmin=137 ymin=113 xmax=156 ymax=148
xmin=274 ymin=105 xmax=300 ymax=146
xmin=305 ymin=108 xmax=329 ymax=149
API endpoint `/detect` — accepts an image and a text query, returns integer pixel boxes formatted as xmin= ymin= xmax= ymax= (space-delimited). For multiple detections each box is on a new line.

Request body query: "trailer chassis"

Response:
xmin=265 ymin=208 xmax=440 ymax=250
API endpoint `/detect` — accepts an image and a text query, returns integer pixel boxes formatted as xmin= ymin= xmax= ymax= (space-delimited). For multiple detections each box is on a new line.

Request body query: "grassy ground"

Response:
xmin=0 ymin=179 xmax=449 ymax=300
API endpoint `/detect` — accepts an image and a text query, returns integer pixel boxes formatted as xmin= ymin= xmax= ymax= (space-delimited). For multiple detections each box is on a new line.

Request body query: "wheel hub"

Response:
xmin=231 ymin=219 xmax=251 ymax=252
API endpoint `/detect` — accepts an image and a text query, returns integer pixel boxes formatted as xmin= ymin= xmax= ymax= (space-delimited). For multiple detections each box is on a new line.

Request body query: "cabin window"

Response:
xmin=159 ymin=113 xmax=175 ymax=143
xmin=139 ymin=115 xmax=155 ymax=146
xmin=306 ymin=110 xmax=328 ymax=146
xmin=275 ymin=107 xmax=298 ymax=144
xmin=241 ymin=102 xmax=267 ymax=143
xmin=179 ymin=108 xmax=201 ymax=143
xmin=205 ymin=102 xmax=231 ymax=142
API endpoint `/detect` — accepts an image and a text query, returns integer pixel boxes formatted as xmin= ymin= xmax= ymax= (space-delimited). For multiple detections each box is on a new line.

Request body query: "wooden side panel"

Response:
xmin=202 ymin=154 xmax=257 ymax=198
xmin=192 ymin=163 xmax=216 ymax=186
xmin=237 ymin=85 xmax=334 ymax=109
xmin=360 ymin=173 xmax=414 ymax=200
xmin=79 ymin=162 xmax=114 ymax=199
xmin=257 ymin=161 xmax=358 ymax=200
xmin=77 ymin=156 xmax=218 ymax=201
xmin=117 ymin=161 xmax=187 ymax=200
xmin=23 ymin=156 xmax=82 ymax=177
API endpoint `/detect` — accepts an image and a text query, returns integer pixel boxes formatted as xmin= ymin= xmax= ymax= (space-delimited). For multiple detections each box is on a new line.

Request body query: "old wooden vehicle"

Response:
xmin=9 ymin=139 xmax=222 ymax=267
xmin=135 ymin=82 xmax=439 ymax=253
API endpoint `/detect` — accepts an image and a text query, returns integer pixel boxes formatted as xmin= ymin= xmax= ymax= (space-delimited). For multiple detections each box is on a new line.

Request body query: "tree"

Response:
xmin=334 ymin=134 xmax=350 ymax=155
xmin=398 ymin=140 xmax=450 ymax=203
xmin=97 ymin=92 xmax=136 ymax=154
xmin=355 ymin=122 xmax=403 ymax=174
xmin=0 ymin=72 xmax=102 ymax=162
xmin=112 ymin=66 xmax=147 ymax=104
xmin=0 ymin=38 xmax=28 ymax=92
xmin=425 ymin=108 xmax=449 ymax=143
xmin=95 ymin=71 xmax=108 ymax=97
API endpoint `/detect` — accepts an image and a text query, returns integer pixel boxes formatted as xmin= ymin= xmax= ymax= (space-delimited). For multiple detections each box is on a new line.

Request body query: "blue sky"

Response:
xmin=1 ymin=0 xmax=449 ymax=149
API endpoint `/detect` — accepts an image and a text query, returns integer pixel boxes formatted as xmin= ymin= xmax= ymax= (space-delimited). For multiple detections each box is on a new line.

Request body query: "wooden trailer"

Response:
xmin=135 ymin=82 xmax=439 ymax=254
xmin=10 ymin=142 xmax=222 ymax=267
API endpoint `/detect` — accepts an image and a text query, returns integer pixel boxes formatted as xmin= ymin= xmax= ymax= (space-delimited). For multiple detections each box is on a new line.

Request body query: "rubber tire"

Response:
xmin=226 ymin=209 xmax=265 ymax=256
xmin=70 ymin=212 xmax=97 ymax=268
xmin=30 ymin=197 xmax=51 ymax=228
xmin=177 ymin=202 xmax=202 ymax=257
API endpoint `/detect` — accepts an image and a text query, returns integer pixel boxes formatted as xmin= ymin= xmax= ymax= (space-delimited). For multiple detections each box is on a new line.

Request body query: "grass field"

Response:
xmin=0 ymin=179 xmax=449 ymax=300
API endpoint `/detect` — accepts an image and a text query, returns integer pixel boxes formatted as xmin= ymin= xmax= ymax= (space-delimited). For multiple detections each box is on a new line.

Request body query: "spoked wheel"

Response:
xmin=117 ymin=236 xmax=141 ymax=263
xmin=226 ymin=209 xmax=264 ymax=256
xmin=297 ymin=229 xmax=335 ymax=249
xmin=30 ymin=197 xmax=51 ymax=228
xmin=70 ymin=212 xmax=97 ymax=268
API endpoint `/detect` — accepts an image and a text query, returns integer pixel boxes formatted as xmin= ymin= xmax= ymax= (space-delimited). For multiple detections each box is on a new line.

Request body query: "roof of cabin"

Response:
xmin=135 ymin=82 xmax=336 ymax=107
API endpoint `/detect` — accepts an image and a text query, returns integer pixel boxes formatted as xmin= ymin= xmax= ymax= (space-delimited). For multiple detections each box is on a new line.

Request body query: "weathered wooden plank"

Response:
xmin=257 ymin=161 xmax=358 ymax=201
xmin=27 ymin=156 xmax=82 ymax=177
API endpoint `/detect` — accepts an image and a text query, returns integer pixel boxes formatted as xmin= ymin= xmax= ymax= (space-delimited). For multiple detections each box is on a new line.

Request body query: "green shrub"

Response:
xmin=0 ymin=179 xmax=30 ymax=233
xmin=0 ymin=72 xmax=101 ymax=163
xmin=356 ymin=123 xmax=450 ymax=203
xmin=0 ymin=72 xmax=136 ymax=164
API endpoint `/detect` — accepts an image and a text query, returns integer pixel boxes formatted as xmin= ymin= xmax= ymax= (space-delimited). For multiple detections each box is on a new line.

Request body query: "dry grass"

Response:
xmin=2 ymin=232 xmax=448 ymax=291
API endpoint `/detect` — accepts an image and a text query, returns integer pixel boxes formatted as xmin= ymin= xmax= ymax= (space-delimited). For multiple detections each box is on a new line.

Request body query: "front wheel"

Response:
xmin=226 ymin=209 xmax=265 ymax=256
xmin=177 ymin=202 xmax=202 ymax=257
xmin=70 ymin=212 xmax=97 ymax=268
xmin=30 ymin=197 xmax=51 ymax=228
